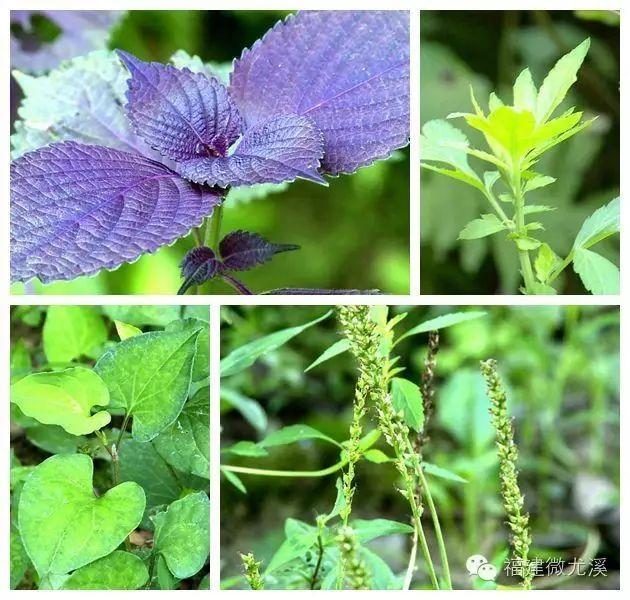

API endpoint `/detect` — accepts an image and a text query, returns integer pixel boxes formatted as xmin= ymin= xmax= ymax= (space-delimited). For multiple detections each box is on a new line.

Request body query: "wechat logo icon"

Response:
xmin=466 ymin=555 xmax=498 ymax=582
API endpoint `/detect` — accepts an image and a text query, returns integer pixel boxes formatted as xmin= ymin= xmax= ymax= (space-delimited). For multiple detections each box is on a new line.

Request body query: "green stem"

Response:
xmin=417 ymin=466 xmax=452 ymax=589
xmin=404 ymin=475 xmax=440 ymax=590
xmin=512 ymin=170 xmax=536 ymax=294
xmin=220 ymin=458 xmax=348 ymax=478
xmin=205 ymin=201 xmax=224 ymax=249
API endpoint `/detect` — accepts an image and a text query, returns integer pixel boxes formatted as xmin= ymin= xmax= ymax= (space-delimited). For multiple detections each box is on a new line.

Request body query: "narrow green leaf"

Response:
xmin=398 ymin=311 xmax=487 ymax=343
xmin=573 ymin=248 xmax=619 ymax=294
xmin=523 ymin=175 xmax=556 ymax=193
xmin=221 ymin=469 xmax=247 ymax=494
xmin=258 ymin=424 xmax=340 ymax=448
xmin=222 ymin=441 xmax=269 ymax=457
xmin=458 ymin=214 xmax=506 ymax=240
xmin=220 ymin=311 xmax=331 ymax=377
xmin=305 ymin=339 xmax=350 ymax=372
xmin=422 ymin=462 xmax=468 ymax=483
xmin=43 ymin=306 xmax=107 ymax=363
xmin=524 ymin=204 xmax=556 ymax=215
xmin=574 ymin=197 xmax=620 ymax=250
xmin=363 ymin=449 xmax=391 ymax=464
xmin=513 ymin=68 xmax=537 ymax=113
xmin=351 ymin=518 xmax=414 ymax=543
xmin=390 ymin=378 xmax=424 ymax=432
xmin=536 ymin=38 xmax=590 ymax=123
xmin=11 ymin=367 xmax=110 ymax=436
xmin=220 ymin=387 xmax=268 ymax=432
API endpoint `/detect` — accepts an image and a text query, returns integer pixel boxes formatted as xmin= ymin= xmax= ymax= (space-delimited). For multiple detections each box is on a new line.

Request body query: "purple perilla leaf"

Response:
xmin=10 ymin=141 xmax=221 ymax=283
xmin=178 ymin=246 xmax=220 ymax=295
xmin=229 ymin=10 xmax=410 ymax=176
xmin=117 ymin=50 xmax=243 ymax=163
xmin=177 ymin=115 xmax=325 ymax=187
xmin=219 ymin=230 xmax=299 ymax=272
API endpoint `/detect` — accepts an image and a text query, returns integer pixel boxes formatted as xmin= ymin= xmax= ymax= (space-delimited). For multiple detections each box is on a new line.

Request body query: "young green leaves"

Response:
xmin=10 ymin=367 xmax=111 ymax=435
xmin=420 ymin=38 xmax=618 ymax=295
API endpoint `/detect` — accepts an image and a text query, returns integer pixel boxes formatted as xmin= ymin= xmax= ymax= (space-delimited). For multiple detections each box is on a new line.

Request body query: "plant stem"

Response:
xmin=512 ymin=170 xmax=536 ymax=294
xmin=205 ymin=201 xmax=224 ymax=249
xmin=416 ymin=465 xmax=452 ymax=589
xmin=402 ymin=529 xmax=419 ymax=590
xmin=221 ymin=274 xmax=254 ymax=295
xmin=309 ymin=530 xmax=325 ymax=589
xmin=220 ymin=457 xmax=349 ymax=478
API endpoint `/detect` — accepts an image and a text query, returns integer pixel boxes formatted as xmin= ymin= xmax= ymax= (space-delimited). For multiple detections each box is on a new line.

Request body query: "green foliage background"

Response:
xmin=220 ymin=305 xmax=619 ymax=589
xmin=11 ymin=11 xmax=409 ymax=295
xmin=10 ymin=305 xmax=210 ymax=590
xmin=420 ymin=10 xmax=619 ymax=293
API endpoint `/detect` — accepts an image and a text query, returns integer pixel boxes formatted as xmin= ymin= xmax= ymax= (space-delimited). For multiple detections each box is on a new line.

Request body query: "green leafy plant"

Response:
xmin=220 ymin=307 xmax=486 ymax=589
xmin=221 ymin=306 xmax=619 ymax=589
xmin=10 ymin=305 xmax=209 ymax=590
xmin=421 ymin=39 xmax=620 ymax=294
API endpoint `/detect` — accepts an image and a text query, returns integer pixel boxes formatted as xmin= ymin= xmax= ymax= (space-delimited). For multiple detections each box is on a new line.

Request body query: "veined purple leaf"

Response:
xmin=117 ymin=50 xmax=243 ymax=162
xmin=11 ymin=141 xmax=221 ymax=283
xmin=178 ymin=246 xmax=220 ymax=295
xmin=177 ymin=115 xmax=325 ymax=187
xmin=219 ymin=230 xmax=299 ymax=271
xmin=230 ymin=10 xmax=410 ymax=175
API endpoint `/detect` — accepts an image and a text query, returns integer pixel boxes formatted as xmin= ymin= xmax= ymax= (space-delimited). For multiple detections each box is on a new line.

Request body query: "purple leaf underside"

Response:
xmin=117 ymin=50 xmax=243 ymax=163
xmin=230 ymin=10 xmax=410 ymax=175
xmin=10 ymin=141 xmax=221 ymax=283
xmin=179 ymin=246 xmax=220 ymax=294
xmin=219 ymin=230 xmax=299 ymax=271
xmin=177 ymin=115 xmax=325 ymax=187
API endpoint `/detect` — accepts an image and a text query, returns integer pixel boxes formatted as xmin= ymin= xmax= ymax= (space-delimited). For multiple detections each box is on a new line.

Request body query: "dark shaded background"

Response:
xmin=420 ymin=10 xmax=620 ymax=294
xmin=220 ymin=305 xmax=619 ymax=589
xmin=11 ymin=11 xmax=409 ymax=295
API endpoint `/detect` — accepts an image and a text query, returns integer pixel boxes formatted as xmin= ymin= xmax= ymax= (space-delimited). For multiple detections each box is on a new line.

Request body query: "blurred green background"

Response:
xmin=11 ymin=11 xmax=409 ymax=295
xmin=420 ymin=10 xmax=620 ymax=294
xmin=220 ymin=305 xmax=619 ymax=589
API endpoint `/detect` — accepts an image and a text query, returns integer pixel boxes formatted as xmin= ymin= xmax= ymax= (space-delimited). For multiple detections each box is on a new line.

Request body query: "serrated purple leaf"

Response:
xmin=11 ymin=141 xmax=221 ymax=283
xmin=177 ymin=115 xmax=325 ymax=187
xmin=178 ymin=246 xmax=220 ymax=294
xmin=229 ymin=10 xmax=410 ymax=176
xmin=117 ymin=50 xmax=243 ymax=163
xmin=219 ymin=230 xmax=299 ymax=272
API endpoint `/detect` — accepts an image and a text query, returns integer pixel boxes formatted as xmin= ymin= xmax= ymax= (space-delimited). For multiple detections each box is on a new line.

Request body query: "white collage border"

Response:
xmin=1 ymin=0 xmax=626 ymax=596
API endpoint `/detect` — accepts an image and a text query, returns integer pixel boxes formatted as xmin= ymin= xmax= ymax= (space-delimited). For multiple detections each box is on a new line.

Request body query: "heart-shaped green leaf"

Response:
xmin=61 ymin=551 xmax=149 ymax=590
xmin=18 ymin=454 xmax=145 ymax=578
xmin=165 ymin=317 xmax=209 ymax=382
xmin=95 ymin=329 xmax=200 ymax=441
xmin=152 ymin=492 xmax=209 ymax=579
xmin=10 ymin=367 xmax=111 ymax=436
xmin=154 ymin=387 xmax=209 ymax=479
